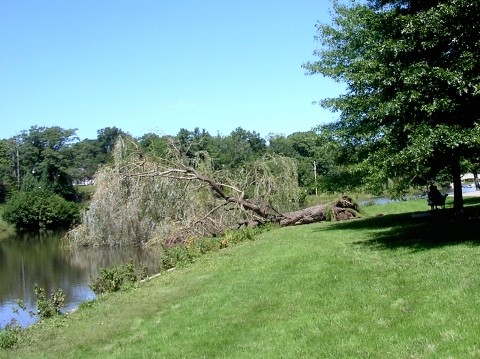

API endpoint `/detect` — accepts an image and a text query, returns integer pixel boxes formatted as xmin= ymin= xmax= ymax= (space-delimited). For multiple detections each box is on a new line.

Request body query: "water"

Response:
xmin=0 ymin=230 xmax=162 ymax=328
xmin=359 ymin=185 xmax=478 ymax=206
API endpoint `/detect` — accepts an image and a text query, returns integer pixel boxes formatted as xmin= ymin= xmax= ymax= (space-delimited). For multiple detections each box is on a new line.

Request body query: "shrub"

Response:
xmin=0 ymin=285 xmax=66 ymax=349
xmin=0 ymin=324 xmax=21 ymax=350
xmin=223 ymin=227 xmax=259 ymax=245
xmin=160 ymin=244 xmax=201 ymax=270
xmin=77 ymin=300 xmax=95 ymax=310
xmin=2 ymin=191 xmax=79 ymax=230
xmin=89 ymin=260 xmax=147 ymax=295
xmin=198 ymin=237 xmax=221 ymax=254
xmin=34 ymin=284 xmax=65 ymax=320
xmin=160 ymin=227 xmax=269 ymax=270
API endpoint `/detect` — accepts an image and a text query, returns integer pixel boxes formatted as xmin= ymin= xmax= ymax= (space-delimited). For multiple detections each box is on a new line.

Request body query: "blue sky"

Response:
xmin=1 ymin=1 xmax=344 ymax=140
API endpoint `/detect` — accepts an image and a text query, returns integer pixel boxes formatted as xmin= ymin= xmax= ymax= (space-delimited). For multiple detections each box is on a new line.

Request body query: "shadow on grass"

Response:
xmin=320 ymin=197 xmax=480 ymax=251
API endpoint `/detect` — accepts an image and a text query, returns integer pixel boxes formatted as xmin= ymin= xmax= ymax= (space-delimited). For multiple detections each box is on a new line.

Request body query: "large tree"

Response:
xmin=96 ymin=127 xmax=127 ymax=163
xmin=268 ymin=131 xmax=340 ymax=193
xmin=303 ymin=0 xmax=480 ymax=211
xmin=217 ymin=128 xmax=267 ymax=169
xmin=69 ymin=139 xmax=104 ymax=183
xmin=15 ymin=126 xmax=79 ymax=200
xmin=0 ymin=139 xmax=14 ymax=202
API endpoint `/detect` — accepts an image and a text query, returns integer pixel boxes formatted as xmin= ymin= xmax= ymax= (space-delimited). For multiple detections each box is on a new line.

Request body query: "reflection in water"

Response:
xmin=0 ymin=230 xmax=162 ymax=328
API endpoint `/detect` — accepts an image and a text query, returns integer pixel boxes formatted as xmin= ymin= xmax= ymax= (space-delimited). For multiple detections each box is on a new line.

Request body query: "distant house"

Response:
xmin=73 ymin=179 xmax=95 ymax=186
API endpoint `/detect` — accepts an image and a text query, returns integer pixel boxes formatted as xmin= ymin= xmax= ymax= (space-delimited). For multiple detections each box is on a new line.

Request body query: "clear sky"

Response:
xmin=0 ymin=0 xmax=344 ymax=141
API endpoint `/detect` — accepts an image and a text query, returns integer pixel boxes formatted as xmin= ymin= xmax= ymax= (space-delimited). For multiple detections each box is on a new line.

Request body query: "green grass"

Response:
xmin=2 ymin=198 xmax=480 ymax=358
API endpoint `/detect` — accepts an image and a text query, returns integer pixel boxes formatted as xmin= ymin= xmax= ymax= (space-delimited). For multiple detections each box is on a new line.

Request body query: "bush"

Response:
xmin=160 ymin=227 xmax=270 ymax=270
xmin=2 ymin=191 xmax=79 ymax=230
xmin=34 ymin=284 xmax=65 ymax=320
xmin=0 ymin=325 xmax=21 ymax=350
xmin=0 ymin=285 xmax=65 ymax=349
xmin=222 ymin=227 xmax=259 ymax=247
xmin=89 ymin=260 xmax=147 ymax=294
xmin=198 ymin=237 xmax=221 ymax=254
xmin=160 ymin=244 xmax=201 ymax=270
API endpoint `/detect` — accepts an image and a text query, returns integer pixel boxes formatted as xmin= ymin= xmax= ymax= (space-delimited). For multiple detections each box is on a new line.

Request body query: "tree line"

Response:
xmin=0 ymin=125 xmax=363 ymax=206
xmin=2 ymin=0 xmax=480 ymax=230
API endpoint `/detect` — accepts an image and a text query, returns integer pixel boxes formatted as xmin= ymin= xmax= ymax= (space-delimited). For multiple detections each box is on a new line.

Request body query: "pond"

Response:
xmin=358 ymin=185 xmax=478 ymax=206
xmin=0 ymin=230 xmax=162 ymax=328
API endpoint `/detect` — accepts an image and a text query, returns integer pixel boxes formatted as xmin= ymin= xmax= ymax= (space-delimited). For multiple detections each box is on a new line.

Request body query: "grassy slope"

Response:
xmin=3 ymin=198 xmax=480 ymax=358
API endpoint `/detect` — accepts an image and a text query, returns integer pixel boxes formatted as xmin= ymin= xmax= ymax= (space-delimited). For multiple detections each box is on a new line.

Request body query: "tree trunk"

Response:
xmin=183 ymin=167 xmax=361 ymax=227
xmin=451 ymin=154 xmax=464 ymax=213
xmin=278 ymin=197 xmax=359 ymax=226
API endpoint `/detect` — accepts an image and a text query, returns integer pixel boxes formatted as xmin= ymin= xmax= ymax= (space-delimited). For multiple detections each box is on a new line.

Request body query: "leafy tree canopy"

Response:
xmin=303 ymin=0 xmax=480 ymax=209
xmin=15 ymin=126 xmax=78 ymax=200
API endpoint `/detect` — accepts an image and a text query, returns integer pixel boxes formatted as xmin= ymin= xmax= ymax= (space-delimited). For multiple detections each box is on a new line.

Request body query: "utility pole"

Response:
xmin=313 ymin=160 xmax=317 ymax=196
xmin=16 ymin=143 xmax=20 ymax=188
xmin=11 ymin=137 xmax=21 ymax=189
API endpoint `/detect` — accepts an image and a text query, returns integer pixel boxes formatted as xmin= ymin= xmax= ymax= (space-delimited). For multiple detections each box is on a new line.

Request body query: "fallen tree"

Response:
xmin=151 ymin=165 xmax=360 ymax=228
xmin=67 ymin=137 xmax=360 ymax=247
xmin=279 ymin=197 xmax=359 ymax=226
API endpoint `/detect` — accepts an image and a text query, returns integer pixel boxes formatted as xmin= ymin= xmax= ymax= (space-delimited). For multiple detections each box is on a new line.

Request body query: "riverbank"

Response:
xmin=3 ymin=198 xmax=480 ymax=358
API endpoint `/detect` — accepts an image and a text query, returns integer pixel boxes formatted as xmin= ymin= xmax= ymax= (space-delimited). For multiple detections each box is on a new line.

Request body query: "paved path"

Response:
xmin=463 ymin=190 xmax=480 ymax=197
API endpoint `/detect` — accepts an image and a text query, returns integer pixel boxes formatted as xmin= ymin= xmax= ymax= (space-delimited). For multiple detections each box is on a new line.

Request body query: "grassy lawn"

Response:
xmin=2 ymin=198 xmax=480 ymax=358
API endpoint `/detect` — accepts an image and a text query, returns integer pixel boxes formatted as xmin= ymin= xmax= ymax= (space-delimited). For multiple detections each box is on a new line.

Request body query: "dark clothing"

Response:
xmin=428 ymin=185 xmax=442 ymax=203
